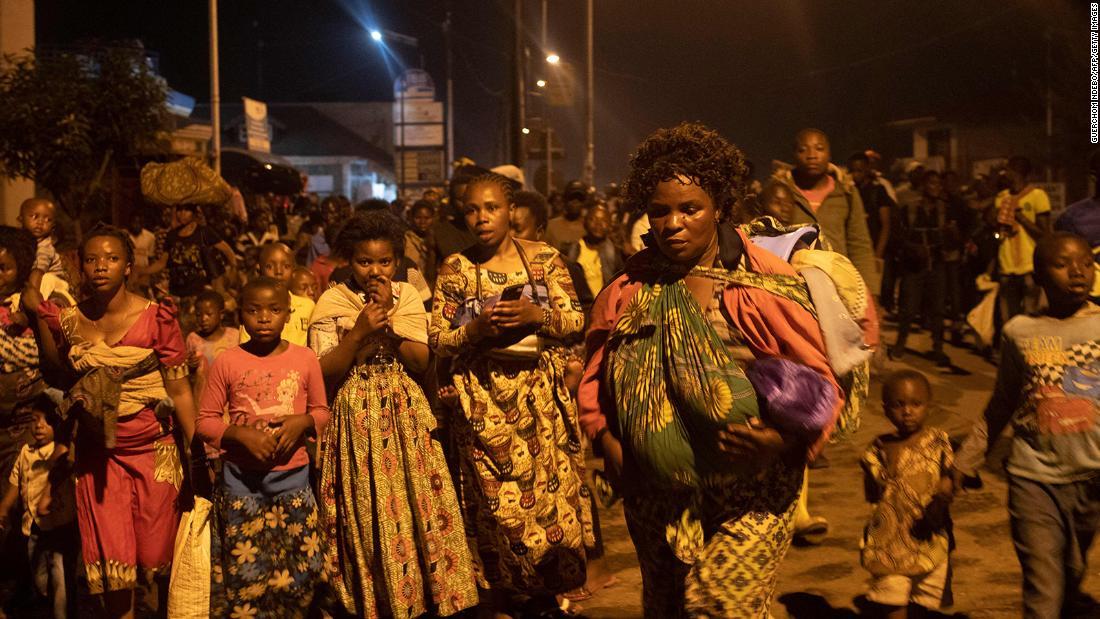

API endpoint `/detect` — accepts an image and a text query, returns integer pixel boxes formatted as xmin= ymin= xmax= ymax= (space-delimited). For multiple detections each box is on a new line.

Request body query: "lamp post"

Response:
xmin=370 ymin=28 xmax=421 ymax=199
xmin=583 ymin=0 xmax=594 ymax=187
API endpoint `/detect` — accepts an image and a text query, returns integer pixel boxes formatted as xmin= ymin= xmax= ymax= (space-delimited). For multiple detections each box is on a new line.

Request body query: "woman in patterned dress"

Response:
xmin=311 ymin=212 xmax=477 ymax=618
xmin=430 ymin=173 xmax=592 ymax=617
xmin=578 ymin=123 xmax=843 ymax=618
xmin=22 ymin=225 xmax=196 ymax=618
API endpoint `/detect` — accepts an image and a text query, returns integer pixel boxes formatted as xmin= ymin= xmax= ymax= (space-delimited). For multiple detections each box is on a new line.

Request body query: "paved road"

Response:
xmin=580 ymin=326 xmax=1100 ymax=618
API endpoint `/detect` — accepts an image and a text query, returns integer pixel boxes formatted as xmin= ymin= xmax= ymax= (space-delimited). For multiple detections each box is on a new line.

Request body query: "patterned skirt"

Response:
xmin=210 ymin=463 xmax=325 ymax=619
xmin=320 ymin=362 xmax=477 ymax=618
xmin=450 ymin=349 xmax=593 ymax=596
xmin=623 ymin=462 xmax=803 ymax=618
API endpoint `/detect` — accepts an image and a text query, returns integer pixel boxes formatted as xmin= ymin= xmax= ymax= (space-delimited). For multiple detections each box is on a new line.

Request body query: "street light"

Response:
xmin=370 ymin=29 xmax=383 ymax=42
xmin=536 ymin=79 xmax=547 ymax=88
xmin=545 ymin=53 xmax=560 ymax=64
xmin=522 ymin=127 xmax=530 ymax=134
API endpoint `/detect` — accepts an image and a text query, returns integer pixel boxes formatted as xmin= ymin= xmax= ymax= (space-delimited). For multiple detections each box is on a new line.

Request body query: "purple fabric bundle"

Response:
xmin=745 ymin=357 xmax=836 ymax=440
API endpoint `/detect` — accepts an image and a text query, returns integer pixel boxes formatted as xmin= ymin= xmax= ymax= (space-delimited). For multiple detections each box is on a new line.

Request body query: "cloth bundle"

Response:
xmin=141 ymin=158 xmax=232 ymax=207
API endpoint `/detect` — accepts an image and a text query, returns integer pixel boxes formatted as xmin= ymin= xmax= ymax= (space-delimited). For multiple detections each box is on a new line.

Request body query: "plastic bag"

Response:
xmin=167 ymin=496 xmax=213 ymax=618
xmin=966 ymin=275 xmax=999 ymax=347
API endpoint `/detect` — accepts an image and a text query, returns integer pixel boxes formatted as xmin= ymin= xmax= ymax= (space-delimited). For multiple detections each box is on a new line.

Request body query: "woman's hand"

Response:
xmin=717 ymin=418 xmax=791 ymax=465
xmin=438 ymin=385 xmax=460 ymax=409
xmin=270 ymin=415 xmax=314 ymax=460
xmin=367 ymin=276 xmax=394 ymax=311
xmin=350 ymin=301 xmax=390 ymax=341
xmin=491 ymin=296 xmax=543 ymax=330
xmin=466 ymin=309 xmax=501 ymax=342
xmin=600 ymin=432 xmax=625 ymax=491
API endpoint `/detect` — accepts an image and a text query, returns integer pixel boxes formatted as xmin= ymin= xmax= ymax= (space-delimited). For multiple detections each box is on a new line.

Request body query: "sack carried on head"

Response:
xmin=141 ymin=158 xmax=232 ymax=207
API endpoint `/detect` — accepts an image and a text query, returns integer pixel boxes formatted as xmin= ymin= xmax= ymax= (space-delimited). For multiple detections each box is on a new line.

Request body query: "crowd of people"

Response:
xmin=0 ymin=121 xmax=1096 ymax=619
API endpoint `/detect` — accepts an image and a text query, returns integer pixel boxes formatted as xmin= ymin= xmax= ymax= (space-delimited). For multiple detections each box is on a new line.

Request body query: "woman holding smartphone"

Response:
xmin=431 ymin=172 xmax=593 ymax=618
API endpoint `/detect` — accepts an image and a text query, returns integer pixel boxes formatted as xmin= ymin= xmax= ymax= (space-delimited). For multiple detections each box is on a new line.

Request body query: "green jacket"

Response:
xmin=773 ymin=164 xmax=880 ymax=294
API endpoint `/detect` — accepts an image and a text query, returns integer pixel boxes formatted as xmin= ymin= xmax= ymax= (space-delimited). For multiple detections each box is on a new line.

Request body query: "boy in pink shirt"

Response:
xmin=196 ymin=277 xmax=329 ymax=616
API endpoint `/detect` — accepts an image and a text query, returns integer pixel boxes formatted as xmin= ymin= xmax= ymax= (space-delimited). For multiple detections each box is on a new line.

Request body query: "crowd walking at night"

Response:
xmin=0 ymin=118 xmax=1099 ymax=619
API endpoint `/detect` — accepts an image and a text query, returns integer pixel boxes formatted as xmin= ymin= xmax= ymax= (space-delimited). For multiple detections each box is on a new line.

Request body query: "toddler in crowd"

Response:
xmin=196 ymin=277 xmax=330 ymax=617
xmin=239 ymin=243 xmax=314 ymax=346
xmin=18 ymin=199 xmax=69 ymax=295
xmin=861 ymin=369 xmax=954 ymax=618
xmin=956 ymin=232 xmax=1099 ymax=617
xmin=186 ymin=289 xmax=239 ymax=405
xmin=287 ymin=266 xmax=319 ymax=301
xmin=0 ymin=396 xmax=77 ymax=619
xmin=185 ymin=290 xmax=239 ymax=373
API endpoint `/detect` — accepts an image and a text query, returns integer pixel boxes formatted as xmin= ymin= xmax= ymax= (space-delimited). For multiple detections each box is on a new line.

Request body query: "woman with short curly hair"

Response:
xmin=579 ymin=123 xmax=842 ymax=617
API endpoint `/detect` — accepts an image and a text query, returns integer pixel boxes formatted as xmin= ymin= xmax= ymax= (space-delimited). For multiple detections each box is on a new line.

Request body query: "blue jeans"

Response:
xmin=1008 ymin=474 xmax=1100 ymax=618
xmin=27 ymin=523 xmax=77 ymax=619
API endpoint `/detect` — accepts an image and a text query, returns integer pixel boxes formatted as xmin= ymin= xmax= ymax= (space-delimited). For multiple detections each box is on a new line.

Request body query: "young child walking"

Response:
xmin=196 ymin=277 xmax=331 ymax=618
xmin=0 ymin=396 xmax=77 ymax=619
xmin=956 ymin=232 xmax=1099 ymax=617
xmin=309 ymin=212 xmax=477 ymax=618
xmin=185 ymin=290 xmax=239 ymax=377
xmin=861 ymin=369 xmax=955 ymax=618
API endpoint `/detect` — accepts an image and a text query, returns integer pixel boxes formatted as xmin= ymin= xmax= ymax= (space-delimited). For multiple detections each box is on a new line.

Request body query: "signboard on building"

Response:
xmin=393 ymin=100 xmax=443 ymax=124
xmin=393 ymin=69 xmax=436 ymax=100
xmin=397 ymin=150 xmax=446 ymax=185
xmin=395 ymin=124 xmax=445 ymax=148
xmin=243 ymin=97 xmax=271 ymax=153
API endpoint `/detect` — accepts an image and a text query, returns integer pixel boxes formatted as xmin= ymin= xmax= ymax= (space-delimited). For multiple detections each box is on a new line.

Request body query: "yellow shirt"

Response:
xmin=997 ymin=187 xmax=1051 ymax=275
xmin=239 ymin=292 xmax=314 ymax=347
xmin=576 ymin=241 xmax=604 ymax=295
xmin=9 ymin=442 xmax=75 ymax=535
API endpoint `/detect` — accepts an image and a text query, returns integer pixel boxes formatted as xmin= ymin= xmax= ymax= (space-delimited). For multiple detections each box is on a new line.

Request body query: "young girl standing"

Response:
xmin=310 ymin=212 xmax=476 ymax=618
xmin=196 ymin=277 xmax=330 ymax=618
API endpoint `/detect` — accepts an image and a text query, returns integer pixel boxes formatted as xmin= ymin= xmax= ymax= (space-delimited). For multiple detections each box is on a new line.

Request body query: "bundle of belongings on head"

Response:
xmin=140 ymin=158 xmax=233 ymax=207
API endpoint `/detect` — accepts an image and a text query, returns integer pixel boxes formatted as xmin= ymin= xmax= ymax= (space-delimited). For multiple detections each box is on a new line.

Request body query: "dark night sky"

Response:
xmin=35 ymin=0 xmax=1088 ymax=188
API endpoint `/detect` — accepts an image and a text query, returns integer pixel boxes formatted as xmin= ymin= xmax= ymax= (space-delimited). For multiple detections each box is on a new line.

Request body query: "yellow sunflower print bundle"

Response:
xmin=606 ymin=275 xmax=759 ymax=490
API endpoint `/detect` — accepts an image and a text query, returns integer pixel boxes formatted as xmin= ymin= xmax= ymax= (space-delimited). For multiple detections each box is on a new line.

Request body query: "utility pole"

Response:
xmin=542 ymin=0 xmax=551 ymax=195
xmin=209 ymin=0 xmax=221 ymax=174
xmin=582 ymin=0 xmax=595 ymax=186
xmin=444 ymin=4 xmax=455 ymax=173
xmin=512 ymin=0 xmax=526 ymax=166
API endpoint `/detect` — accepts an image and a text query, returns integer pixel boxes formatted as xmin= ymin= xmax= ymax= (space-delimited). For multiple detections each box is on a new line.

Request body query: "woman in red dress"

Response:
xmin=23 ymin=225 xmax=197 ymax=618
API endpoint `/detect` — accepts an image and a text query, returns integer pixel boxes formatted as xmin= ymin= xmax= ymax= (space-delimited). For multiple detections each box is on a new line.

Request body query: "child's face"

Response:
xmin=350 ymin=240 xmax=397 ymax=290
xmin=20 ymin=201 xmax=55 ymax=240
xmin=288 ymin=271 xmax=318 ymax=300
xmin=763 ymin=187 xmax=796 ymax=224
xmin=409 ymin=207 xmax=435 ymax=236
xmin=240 ymin=286 xmax=289 ymax=344
xmin=883 ymin=378 xmax=930 ymax=437
xmin=195 ymin=299 xmax=223 ymax=336
xmin=0 ymin=248 xmax=19 ymax=296
xmin=1040 ymin=238 xmax=1096 ymax=306
xmin=260 ymin=248 xmax=295 ymax=282
xmin=30 ymin=411 xmax=54 ymax=447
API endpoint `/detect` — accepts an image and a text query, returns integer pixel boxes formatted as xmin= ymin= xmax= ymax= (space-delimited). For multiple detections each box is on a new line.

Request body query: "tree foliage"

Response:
xmin=0 ymin=43 xmax=170 ymax=225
